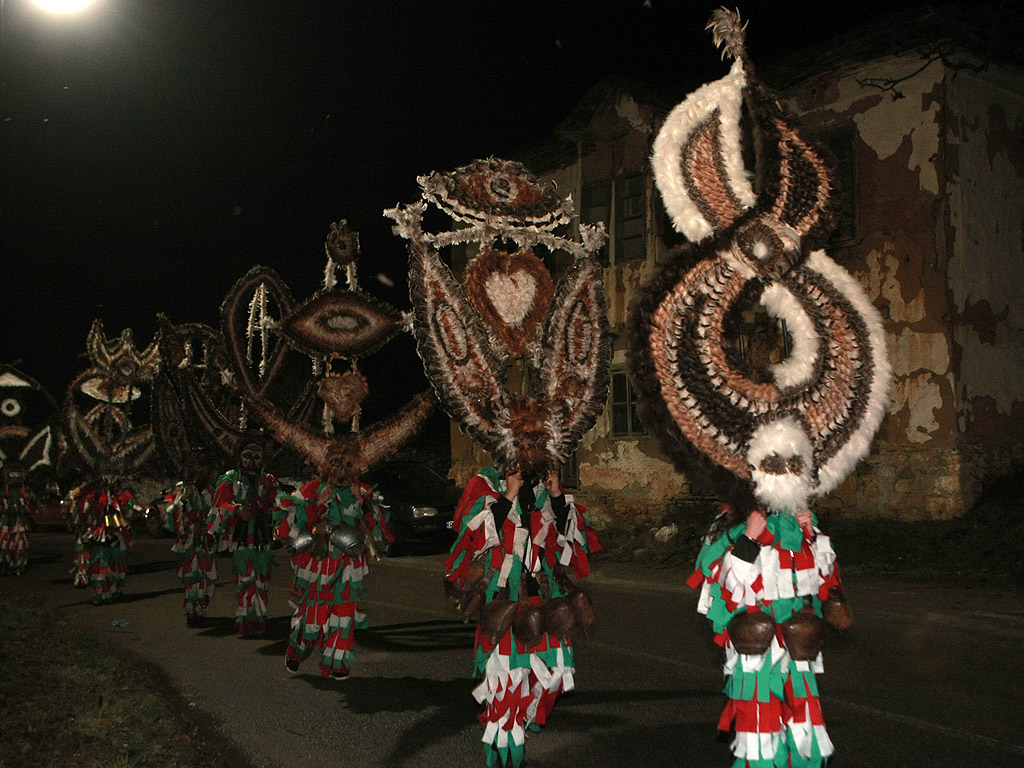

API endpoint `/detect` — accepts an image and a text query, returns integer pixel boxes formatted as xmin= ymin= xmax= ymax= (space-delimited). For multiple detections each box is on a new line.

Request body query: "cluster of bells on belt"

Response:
xmin=727 ymin=590 xmax=853 ymax=660
xmin=445 ymin=561 xmax=597 ymax=647
xmin=101 ymin=513 xmax=130 ymax=530
xmin=283 ymin=521 xmax=367 ymax=559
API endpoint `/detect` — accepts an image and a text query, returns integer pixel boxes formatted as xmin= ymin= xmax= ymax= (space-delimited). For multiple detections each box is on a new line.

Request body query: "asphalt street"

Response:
xmin=8 ymin=531 xmax=1024 ymax=768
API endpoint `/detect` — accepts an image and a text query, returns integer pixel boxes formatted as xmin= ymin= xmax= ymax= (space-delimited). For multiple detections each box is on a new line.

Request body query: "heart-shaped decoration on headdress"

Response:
xmin=464 ymin=247 xmax=554 ymax=357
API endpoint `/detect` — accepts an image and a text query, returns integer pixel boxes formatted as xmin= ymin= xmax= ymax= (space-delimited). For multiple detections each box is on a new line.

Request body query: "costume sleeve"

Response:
xmin=812 ymin=526 xmax=841 ymax=599
xmin=490 ymin=496 xmax=512 ymax=530
xmin=207 ymin=477 xmax=237 ymax=536
xmin=359 ymin=483 xmax=394 ymax=545
xmin=163 ymin=483 xmax=185 ymax=533
xmin=444 ymin=473 xmax=504 ymax=587
xmin=532 ymin=492 xmax=601 ymax=579
xmin=686 ymin=518 xmax=751 ymax=636
xmin=550 ymin=493 xmax=568 ymax=533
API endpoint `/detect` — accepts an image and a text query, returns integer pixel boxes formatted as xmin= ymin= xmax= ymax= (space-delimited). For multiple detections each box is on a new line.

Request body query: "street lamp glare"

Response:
xmin=31 ymin=0 xmax=96 ymax=13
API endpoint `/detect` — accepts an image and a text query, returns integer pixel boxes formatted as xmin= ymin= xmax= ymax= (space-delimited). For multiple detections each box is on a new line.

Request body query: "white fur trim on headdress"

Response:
xmin=651 ymin=59 xmax=755 ymax=243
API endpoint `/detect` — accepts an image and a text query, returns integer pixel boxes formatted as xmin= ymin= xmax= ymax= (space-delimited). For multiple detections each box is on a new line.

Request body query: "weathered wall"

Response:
xmin=786 ymin=54 xmax=966 ymax=520
xmin=785 ymin=53 xmax=1024 ymax=519
xmin=945 ymin=65 xmax=1024 ymax=491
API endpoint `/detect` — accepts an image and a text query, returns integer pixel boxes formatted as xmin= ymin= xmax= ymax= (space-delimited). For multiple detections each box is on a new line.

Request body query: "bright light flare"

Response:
xmin=31 ymin=0 xmax=96 ymax=13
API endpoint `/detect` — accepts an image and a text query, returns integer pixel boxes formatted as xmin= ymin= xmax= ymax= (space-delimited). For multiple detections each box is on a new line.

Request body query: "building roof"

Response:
xmin=513 ymin=76 xmax=672 ymax=173
xmin=763 ymin=3 xmax=1024 ymax=92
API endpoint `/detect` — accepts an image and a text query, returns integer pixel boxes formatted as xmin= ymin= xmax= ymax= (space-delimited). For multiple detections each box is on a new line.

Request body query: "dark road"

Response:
xmin=9 ymin=531 xmax=1024 ymax=768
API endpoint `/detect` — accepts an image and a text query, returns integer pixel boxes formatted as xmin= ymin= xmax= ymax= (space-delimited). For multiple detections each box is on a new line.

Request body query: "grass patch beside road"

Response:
xmin=0 ymin=594 xmax=252 ymax=768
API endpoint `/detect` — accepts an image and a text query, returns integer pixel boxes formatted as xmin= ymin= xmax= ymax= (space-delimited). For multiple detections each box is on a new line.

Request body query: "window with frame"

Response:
xmin=729 ymin=303 xmax=790 ymax=370
xmin=615 ymin=173 xmax=646 ymax=263
xmin=610 ymin=368 xmax=644 ymax=436
xmin=559 ymin=451 xmax=580 ymax=490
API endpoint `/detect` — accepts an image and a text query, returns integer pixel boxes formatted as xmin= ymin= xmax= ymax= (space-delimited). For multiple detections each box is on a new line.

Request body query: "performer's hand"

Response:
xmin=238 ymin=507 xmax=252 ymax=521
xmin=504 ymin=469 xmax=523 ymax=501
xmin=744 ymin=509 xmax=767 ymax=540
xmin=796 ymin=509 xmax=814 ymax=539
xmin=349 ymin=482 xmax=365 ymax=502
xmin=318 ymin=483 xmax=334 ymax=505
xmin=544 ymin=469 xmax=563 ymax=498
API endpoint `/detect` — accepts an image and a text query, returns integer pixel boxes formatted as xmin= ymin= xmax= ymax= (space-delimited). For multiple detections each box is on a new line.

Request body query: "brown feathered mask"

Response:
xmin=387 ymin=158 xmax=611 ymax=477
xmin=219 ymin=221 xmax=434 ymax=485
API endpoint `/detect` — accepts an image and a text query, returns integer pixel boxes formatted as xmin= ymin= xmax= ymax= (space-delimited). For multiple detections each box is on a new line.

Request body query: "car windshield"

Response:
xmin=374 ymin=463 xmax=448 ymax=489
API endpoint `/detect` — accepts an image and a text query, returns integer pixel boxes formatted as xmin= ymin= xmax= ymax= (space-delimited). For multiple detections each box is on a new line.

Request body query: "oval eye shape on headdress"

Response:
xmin=278 ymin=288 xmax=403 ymax=358
xmin=79 ymin=376 xmax=142 ymax=403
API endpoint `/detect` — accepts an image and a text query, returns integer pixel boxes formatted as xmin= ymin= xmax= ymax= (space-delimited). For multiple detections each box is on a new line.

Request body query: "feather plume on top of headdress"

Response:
xmin=706 ymin=7 xmax=747 ymax=61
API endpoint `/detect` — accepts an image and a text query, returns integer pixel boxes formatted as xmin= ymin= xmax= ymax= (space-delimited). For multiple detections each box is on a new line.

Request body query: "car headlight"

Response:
xmin=411 ymin=506 xmax=439 ymax=519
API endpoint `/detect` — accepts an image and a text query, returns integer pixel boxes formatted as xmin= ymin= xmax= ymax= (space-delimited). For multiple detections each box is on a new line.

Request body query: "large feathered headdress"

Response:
xmin=61 ymin=320 xmax=162 ymax=479
xmin=0 ymin=363 xmax=58 ymax=475
xmin=627 ymin=9 xmax=891 ymax=513
xmin=217 ymin=221 xmax=434 ymax=485
xmin=387 ymin=158 xmax=611 ymax=477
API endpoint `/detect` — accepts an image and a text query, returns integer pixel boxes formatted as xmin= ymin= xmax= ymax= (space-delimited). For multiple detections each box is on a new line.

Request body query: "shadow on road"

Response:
xmin=346 ymin=679 xmax=721 ymax=767
xmin=536 ymin=718 xmax=722 ymax=768
xmin=359 ymin=619 xmax=476 ymax=653
xmin=128 ymin=558 xmax=179 ymax=576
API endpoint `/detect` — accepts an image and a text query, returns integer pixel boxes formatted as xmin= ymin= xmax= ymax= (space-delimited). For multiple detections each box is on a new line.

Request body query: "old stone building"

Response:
xmin=448 ymin=21 xmax=1024 ymax=526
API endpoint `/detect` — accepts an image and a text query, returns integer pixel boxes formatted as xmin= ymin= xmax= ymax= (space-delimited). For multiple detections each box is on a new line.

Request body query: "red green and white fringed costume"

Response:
xmin=162 ymin=481 xmax=217 ymax=623
xmin=445 ymin=468 xmax=601 ymax=768
xmin=687 ymin=509 xmax=841 ymax=768
xmin=275 ymin=478 xmax=393 ymax=677
xmin=0 ymin=482 xmax=35 ymax=575
xmin=64 ymin=482 xmax=141 ymax=604
xmin=208 ymin=470 xmax=278 ymax=635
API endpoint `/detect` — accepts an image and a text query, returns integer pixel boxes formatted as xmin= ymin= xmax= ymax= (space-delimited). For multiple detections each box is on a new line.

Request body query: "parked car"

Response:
xmin=366 ymin=460 xmax=462 ymax=556
xmin=28 ymin=494 xmax=65 ymax=530
xmin=144 ymin=491 xmax=173 ymax=538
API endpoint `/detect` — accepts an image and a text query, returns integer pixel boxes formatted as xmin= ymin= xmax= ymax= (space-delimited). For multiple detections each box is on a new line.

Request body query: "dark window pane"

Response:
xmin=622 ymin=218 xmax=644 ymax=238
xmin=630 ymin=404 xmax=644 ymax=433
xmin=621 ymin=237 xmax=644 ymax=261
xmin=611 ymin=372 xmax=627 ymax=403
xmin=585 ymin=204 xmax=610 ymax=224
xmin=612 ymin=403 xmax=629 ymax=434
xmin=583 ymin=181 xmax=611 ymax=209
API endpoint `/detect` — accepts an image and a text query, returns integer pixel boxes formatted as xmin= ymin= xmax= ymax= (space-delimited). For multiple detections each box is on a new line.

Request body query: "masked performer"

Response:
xmin=0 ymin=462 xmax=36 ymax=575
xmin=217 ymin=221 xmax=434 ymax=668
xmin=627 ymin=11 xmax=891 ymax=767
xmin=275 ymin=476 xmax=391 ymax=679
xmin=448 ymin=464 xmax=600 ymax=767
xmin=162 ymin=451 xmax=218 ymax=626
xmin=208 ymin=437 xmax=278 ymax=636
xmin=60 ymin=322 xmax=160 ymax=603
xmin=388 ymin=158 xmax=609 ymax=767
xmin=0 ymin=363 xmax=57 ymax=570
xmin=64 ymin=480 xmax=143 ymax=603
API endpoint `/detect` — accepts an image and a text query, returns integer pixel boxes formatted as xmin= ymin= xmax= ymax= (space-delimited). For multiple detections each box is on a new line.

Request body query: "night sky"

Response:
xmin=2 ymin=0 xmax=926 ymax=401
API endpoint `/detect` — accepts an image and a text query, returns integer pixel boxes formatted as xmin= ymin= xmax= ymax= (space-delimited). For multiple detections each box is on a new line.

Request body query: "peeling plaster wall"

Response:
xmin=785 ymin=55 xmax=1024 ymax=519
xmin=945 ymin=66 xmax=1024 ymax=489
xmin=786 ymin=54 xmax=967 ymax=520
